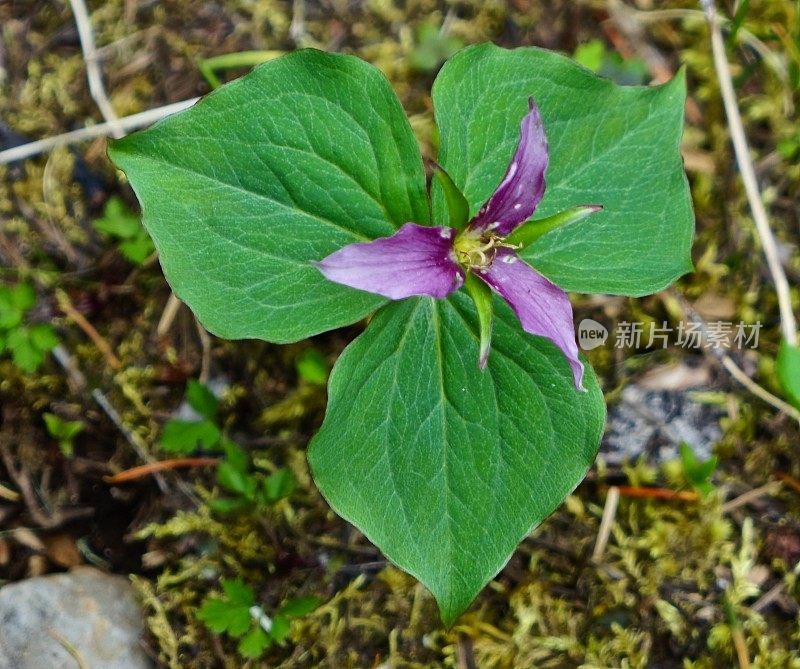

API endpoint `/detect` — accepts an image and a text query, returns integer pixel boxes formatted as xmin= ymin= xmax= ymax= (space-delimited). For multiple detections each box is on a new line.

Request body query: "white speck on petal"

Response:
xmin=487 ymin=222 xmax=501 ymax=230
xmin=501 ymin=255 xmax=518 ymax=264
xmin=513 ymin=203 xmax=522 ymax=210
xmin=440 ymin=228 xmax=452 ymax=239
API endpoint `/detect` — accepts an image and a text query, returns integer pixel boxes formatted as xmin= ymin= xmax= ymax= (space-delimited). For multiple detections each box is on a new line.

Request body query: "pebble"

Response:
xmin=0 ymin=566 xmax=152 ymax=669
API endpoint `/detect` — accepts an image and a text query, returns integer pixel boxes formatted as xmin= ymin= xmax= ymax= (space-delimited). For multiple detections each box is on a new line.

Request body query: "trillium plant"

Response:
xmin=110 ymin=44 xmax=693 ymax=623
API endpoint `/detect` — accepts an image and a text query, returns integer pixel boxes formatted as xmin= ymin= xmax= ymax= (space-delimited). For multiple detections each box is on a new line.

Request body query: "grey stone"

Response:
xmin=0 ymin=566 xmax=152 ymax=669
xmin=601 ymin=384 xmax=723 ymax=465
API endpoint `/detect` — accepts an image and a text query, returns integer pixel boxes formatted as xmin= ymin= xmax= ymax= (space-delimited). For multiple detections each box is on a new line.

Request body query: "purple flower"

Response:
xmin=316 ymin=98 xmax=591 ymax=391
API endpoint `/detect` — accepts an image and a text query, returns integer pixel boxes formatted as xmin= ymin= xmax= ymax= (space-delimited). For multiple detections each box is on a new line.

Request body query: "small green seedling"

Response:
xmin=93 ymin=196 xmax=155 ymax=264
xmin=197 ymin=578 xmax=319 ymax=659
xmin=210 ymin=440 xmax=296 ymax=515
xmin=43 ymin=413 xmax=85 ymax=458
xmin=160 ymin=380 xmax=221 ymax=454
xmin=679 ymin=442 xmax=718 ymax=497
xmin=0 ymin=282 xmax=58 ymax=373
xmin=159 ymin=381 xmax=296 ymax=511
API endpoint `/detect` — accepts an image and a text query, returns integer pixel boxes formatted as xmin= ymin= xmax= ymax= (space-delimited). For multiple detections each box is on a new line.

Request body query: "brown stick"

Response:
xmin=104 ymin=457 xmax=220 ymax=484
xmin=592 ymin=486 xmax=620 ymax=561
xmin=774 ymin=471 xmax=800 ymax=496
xmin=721 ymin=481 xmax=781 ymax=513
xmin=56 ymin=290 xmax=121 ymax=371
xmin=606 ymin=485 xmax=699 ymax=502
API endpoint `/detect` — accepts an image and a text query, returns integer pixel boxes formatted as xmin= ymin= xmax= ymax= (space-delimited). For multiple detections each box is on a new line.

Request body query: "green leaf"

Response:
xmin=7 ymin=328 xmax=45 ymax=373
xmin=119 ymin=234 xmax=155 ymax=264
xmin=0 ymin=307 xmax=23 ymax=331
xmin=308 ymin=295 xmax=605 ymax=624
xmin=222 ymin=578 xmax=255 ymax=606
xmin=237 ymin=626 xmax=271 ymax=658
xmin=269 ymin=614 xmax=291 ymax=643
xmin=197 ymin=580 xmax=255 ymax=637
xmin=295 ymin=348 xmax=328 ymax=385
xmin=679 ymin=442 xmax=717 ymax=497
xmin=208 ymin=496 xmax=252 ymax=514
xmin=186 ymin=380 xmax=219 ymax=419
xmin=10 ymin=283 xmax=36 ymax=311
xmin=93 ymin=196 xmax=141 ymax=239
xmin=109 ymin=49 xmax=429 ymax=343
xmin=217 ymin=461 xmax=251 ymax=495
xmin=9 ymin=284 xmax=34 ymax=311
xmin=29 ymin=324 xmax=59 ymax=352
xmin=197 ymin=598 xmax=236 ymax=633
xmin=43 ymin=413 xmax=85 ymax=442
xmin=160 ymin=419 xmax=221 ymax=454
xmin=777 ymin=339 xmax=800 ymax=409
xmin=43 ymin=412 xmax=65 ymax=438
xmin=431 ymin=44 xmax=694 ymax=296
xmin=197 ymin=597 xmax=251 ymax=636
xmin=262 ymin=468 xmax=296 ymax=503
xmin=221 ymin=437 xmax=249 ymax=473
xmin=277 ymin=596 xmax=321 ymax=618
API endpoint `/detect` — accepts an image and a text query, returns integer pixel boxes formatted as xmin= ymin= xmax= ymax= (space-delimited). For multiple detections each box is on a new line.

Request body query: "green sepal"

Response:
xmin=506 ymin=205 xmax=603 ymax=249
xmin=432 ymin=162 xmax=470 ymax=231
xmin=463 ymin=273 xmax=493 ymax=368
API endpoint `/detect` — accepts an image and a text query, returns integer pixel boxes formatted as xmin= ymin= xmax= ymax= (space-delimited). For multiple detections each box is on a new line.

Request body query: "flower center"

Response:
xmin=453 ymin=230 xmax=518 ymax=269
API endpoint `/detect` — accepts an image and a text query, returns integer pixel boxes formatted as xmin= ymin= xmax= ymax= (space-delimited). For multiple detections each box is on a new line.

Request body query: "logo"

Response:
xmin=578 ymin=318 xmax=608 ymax=350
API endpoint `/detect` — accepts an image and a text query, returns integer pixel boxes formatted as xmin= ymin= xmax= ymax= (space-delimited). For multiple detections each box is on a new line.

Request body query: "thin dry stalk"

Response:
xmin=701 ymin=0 xmax=798 ymax=347
xmin=592 ymin=485 xmax=620 ymax=561
xmin=68 ymin=0 xmax=123 ymax=137
xmin=667 ymin=291 xmax=800 ymax=425
xmin=0 ymin=98 xmax=198 ymax=164
xmin=56 ymin=290 xmax=121 ymax=371
xmin=156 ymin=293 xmax=182 ymax=338
xmin=721 ymin=481 xmax=782 ymax=513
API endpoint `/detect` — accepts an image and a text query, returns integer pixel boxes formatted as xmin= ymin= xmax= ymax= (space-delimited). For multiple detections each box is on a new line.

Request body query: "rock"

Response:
xmin=0 ymin=566 xmax=152 ymax=669
xmin=601 ymin=383 xmax=723 ymax=465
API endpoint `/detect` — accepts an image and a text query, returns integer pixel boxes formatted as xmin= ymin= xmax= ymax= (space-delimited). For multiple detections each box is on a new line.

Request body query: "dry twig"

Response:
xmin=700 ymin=0 xmax=798 ymax=347
xmin=456 ymin=633 xmax=477 ymax=669
xmin=68 ymin=0 xmax=123 ymax=137
xmin=592 ymin=485 xmax=620 ymax=561
xmin=0 ymin=98 xmax=198 ymax=164
xmin=667 ymin=291 xmax=800 ymax=425
xmin=611 ymin=485 xmax=699 ymax=503
xmin=56 ymin=290 xmax=121 ymax=371
xmin=721 ymin=481 xmax=782 ymax=513
xmin=104 ymin=457 xmax=220 ymax=484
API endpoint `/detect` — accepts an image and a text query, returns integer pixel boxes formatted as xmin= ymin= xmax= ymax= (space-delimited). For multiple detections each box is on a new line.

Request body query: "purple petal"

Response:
xmin=470 ymin=97 xmax=549 ymax=237
xmin=316 ymin=223 xmax=464 ymax=300
xmin=475 ymin=249 xmax=584 ymax=391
